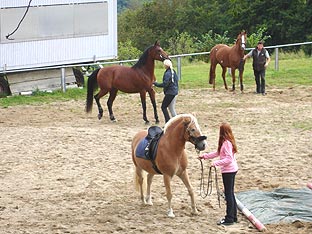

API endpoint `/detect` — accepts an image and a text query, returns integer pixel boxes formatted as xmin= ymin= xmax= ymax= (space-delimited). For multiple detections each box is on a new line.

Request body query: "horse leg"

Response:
xmin=135 ymin=167 xmax=146 ymax=205
xmin=231 ymin=68 xmax=236 ymax=91
xmin=163 ymin=175 xmax=174 ymax=217
xmin=94 ymin=89 xmax=108 ymax=120
xmin=145 ymin=173 xmax=154 ymax=205
xmin=221 ymin=67 xmax=228 ymax=90
xmin=139 ymin=91 xmax=149 ymax=124
xmin=147 ymin=89 xmax=159 ymax=124
xmin=178 ymin=170 xmax=198 ymax=215
xmin=107 ymin=89 xmax=118 ymax=122
xmin=239 ymin=59 xmax=245 ymax=93
xmin=209 ymin=63 xmax=216 ymax=91
xmin=239 ymin=71 xmax=244 ymax=93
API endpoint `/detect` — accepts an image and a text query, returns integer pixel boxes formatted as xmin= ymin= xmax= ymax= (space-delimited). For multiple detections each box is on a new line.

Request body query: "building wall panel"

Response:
xmin=0 ymin=0 xmax=117 ymax=71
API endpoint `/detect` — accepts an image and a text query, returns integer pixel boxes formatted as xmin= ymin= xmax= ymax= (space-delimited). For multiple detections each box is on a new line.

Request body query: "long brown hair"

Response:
xmin=217 ymin=123 xmax=238 ymax=154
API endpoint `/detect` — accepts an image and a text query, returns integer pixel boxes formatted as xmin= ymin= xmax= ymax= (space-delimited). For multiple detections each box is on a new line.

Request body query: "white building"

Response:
xmin=0 ymin=0 xmax=117 ymax=95
xmin=0 ymin=0 xmax=117 ymax=71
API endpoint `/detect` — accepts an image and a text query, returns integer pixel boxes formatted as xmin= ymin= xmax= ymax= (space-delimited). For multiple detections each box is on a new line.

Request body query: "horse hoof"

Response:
xmin=145 ymin=200 xmax=153 ymax=206
xmin=145 ymin=121 xmax=150 ymax=125
xmin=167 ymin=208 xmax=175 ymax=218
xmin=110 ymin=116 xmax=117 ymax=122
xmin=155 ymin=120 xmax=160 ymax=124
xmin=97 ymin=114 xmax=103 ymax=120
xmin=191 ymin=209 xmax=199 ymax=216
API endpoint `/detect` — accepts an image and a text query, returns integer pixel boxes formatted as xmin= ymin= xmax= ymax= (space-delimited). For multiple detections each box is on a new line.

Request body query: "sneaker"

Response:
xmin=217 ymin=218 xmax=234 ymax=226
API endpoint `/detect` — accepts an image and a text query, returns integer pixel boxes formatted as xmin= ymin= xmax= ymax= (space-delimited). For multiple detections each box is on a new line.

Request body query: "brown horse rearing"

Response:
xmin=209 ymin=31 xmax=247 ymax=92
xmin=86 ymin=41 xmax=170 ymax=124
xmin=131 ymin=114 xmax=207 ymax=217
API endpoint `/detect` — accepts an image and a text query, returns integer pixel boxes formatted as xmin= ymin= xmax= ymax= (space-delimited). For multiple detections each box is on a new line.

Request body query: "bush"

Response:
xmin=118 ymin=40 xmax=142 ymax=61
xmin=302 ymin=35 xmax=312 ymax=56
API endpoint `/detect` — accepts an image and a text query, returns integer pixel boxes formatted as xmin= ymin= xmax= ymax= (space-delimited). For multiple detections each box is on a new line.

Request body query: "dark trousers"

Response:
xmin=161 ymin=94 xmax=175 ymax=123
xmin=254 ymin=69 xmax=266 ymax=93
xmin=222 ymin=172 xmax=237 ymax=222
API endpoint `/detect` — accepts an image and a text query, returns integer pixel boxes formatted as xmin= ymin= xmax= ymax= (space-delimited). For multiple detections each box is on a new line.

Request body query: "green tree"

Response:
xmin=247 ymin=27 xmax=271 ymax=48
xmin=167 ymin=31 xmax=196 ymax=55
xmin=195 ymin=30 xmax=230 ymax=61
xmin=118 ymin=9 xmax=155 ymax=49
xmin=229 ymin=0 xmax=306 ymax=47
xmin=118 ymin=0 xmax=311 ymax=54
xmin=118 ymin=40 xmax=142 ymax=60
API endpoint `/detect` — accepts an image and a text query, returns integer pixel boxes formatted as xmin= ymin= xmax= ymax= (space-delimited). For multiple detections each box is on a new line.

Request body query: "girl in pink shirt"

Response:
xmin=199 ymin=123 xmax=238 ymax=225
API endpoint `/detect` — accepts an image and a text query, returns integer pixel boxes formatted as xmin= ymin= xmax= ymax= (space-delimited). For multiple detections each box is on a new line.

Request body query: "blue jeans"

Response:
xmin=168 ymin=95 xmax=177 ymax=117
xmin=222 ymin=172 xmax=237 ymax=222
xmin=254 ymin=69 xmax=266 ymax=93
xmin=161 ymin=94 xmax=175 ymax=123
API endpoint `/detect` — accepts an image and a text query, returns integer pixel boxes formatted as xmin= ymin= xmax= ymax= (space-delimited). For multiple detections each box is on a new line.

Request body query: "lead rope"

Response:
xmin=199 ymin=159 xmax=224 ymax=208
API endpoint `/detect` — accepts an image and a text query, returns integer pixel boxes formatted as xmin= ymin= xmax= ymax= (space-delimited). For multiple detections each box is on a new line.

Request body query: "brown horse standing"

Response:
xmin=131 ymin=114 xmax=207 ymax=217
xmin=86 ymin=41 xmax=170 ymax=124
xmin=209 ymin=31 xmax=247 ymax=92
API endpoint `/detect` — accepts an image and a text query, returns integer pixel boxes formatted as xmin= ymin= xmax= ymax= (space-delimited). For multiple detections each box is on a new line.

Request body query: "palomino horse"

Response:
xmin=86 ymin=41 xmax=170 ymax=124
xmin=131 ymin=114 xmax=207 ymax=217
xmin=209 ymin=31 xmax=247 ymax=92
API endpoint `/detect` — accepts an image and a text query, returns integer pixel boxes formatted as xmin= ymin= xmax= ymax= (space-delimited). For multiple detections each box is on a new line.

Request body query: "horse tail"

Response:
xmin=86 ymin=68 xmax=100 ymax=113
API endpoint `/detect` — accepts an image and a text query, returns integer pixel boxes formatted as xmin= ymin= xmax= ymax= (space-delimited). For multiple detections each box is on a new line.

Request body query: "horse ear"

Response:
xmin=154 ymin=40 xmax=160 ymax=46
xmin=184 ymin=113 xmax=196 ymax=125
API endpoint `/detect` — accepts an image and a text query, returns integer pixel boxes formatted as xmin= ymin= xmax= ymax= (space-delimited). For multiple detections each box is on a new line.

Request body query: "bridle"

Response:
xmin=185 ymin=121 xmax=207 ymax=150
xmin=189 ymin=135 xmax=207 ymax=146
xmin=155 ymin=46 xmax=169 ymax=62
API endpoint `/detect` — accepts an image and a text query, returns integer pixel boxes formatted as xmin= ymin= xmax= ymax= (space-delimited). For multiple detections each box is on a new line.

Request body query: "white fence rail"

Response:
xmin=1 ymin=41 xmax=312 ymax=92
xmin=170 ymin=41 xmax=312 ymax=78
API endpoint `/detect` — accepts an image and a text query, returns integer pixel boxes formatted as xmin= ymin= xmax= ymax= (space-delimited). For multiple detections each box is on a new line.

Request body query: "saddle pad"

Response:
xmin=135 ymin=138 xmax=149 ymax=159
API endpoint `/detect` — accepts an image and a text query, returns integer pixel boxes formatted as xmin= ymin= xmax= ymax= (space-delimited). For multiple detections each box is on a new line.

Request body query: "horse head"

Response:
xmin=183 ymin=114 xmax=207 ymax=151
xmin=152 ymin=40 xmax=170 ymax=62
xmin=237 ymin=31 xmax=247 ymax=50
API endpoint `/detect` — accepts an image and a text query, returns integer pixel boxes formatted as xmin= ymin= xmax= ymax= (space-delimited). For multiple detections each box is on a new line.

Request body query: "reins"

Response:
xmin=199 ymin=159 xmax=224 ymax=208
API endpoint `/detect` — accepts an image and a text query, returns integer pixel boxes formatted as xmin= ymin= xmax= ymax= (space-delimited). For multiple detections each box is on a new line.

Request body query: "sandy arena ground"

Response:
xmin=0 ymin=85 xmax=311 ymax=234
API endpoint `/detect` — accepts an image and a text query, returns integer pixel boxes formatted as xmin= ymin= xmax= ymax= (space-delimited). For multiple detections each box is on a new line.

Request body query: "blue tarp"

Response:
xmin=236 ymin=188 xmax=312 ymax=224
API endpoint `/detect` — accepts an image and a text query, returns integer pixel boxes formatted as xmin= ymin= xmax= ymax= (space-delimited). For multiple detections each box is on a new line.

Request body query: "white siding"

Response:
xmin=0 ymin=0 xmax=117 ymax=71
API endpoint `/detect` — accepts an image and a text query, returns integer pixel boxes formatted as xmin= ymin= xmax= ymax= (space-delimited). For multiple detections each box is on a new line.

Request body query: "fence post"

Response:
xmin=177 ymin=56 xmax=182 ymax=80
xmin=61 ymin=67 xmax=66 ymax=92
xmin=275 ymin=48 xmax=279 ymax=71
